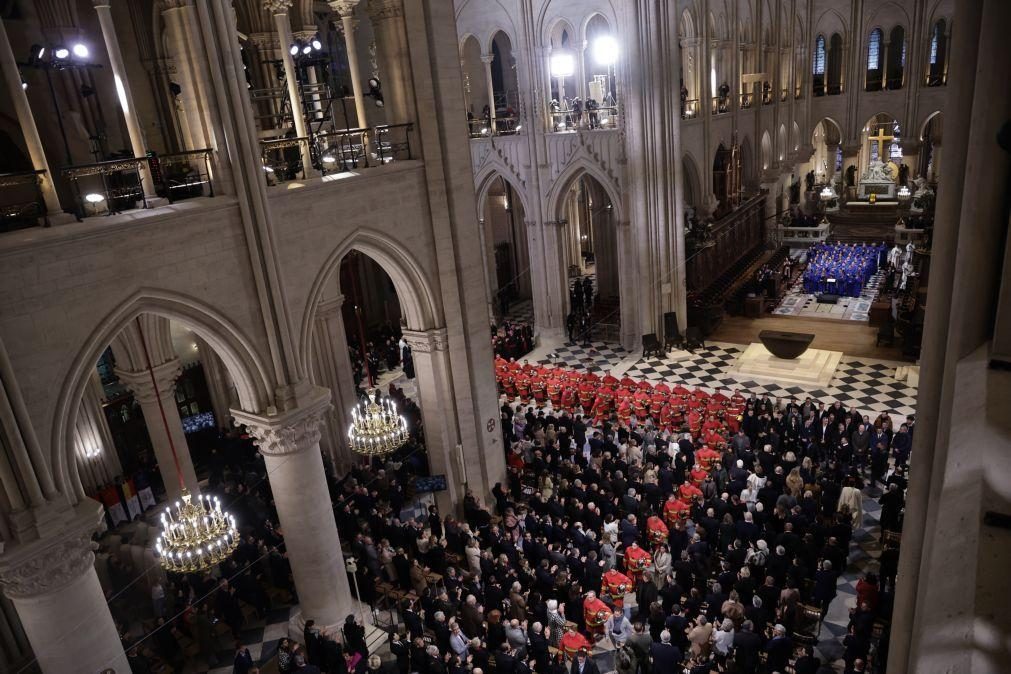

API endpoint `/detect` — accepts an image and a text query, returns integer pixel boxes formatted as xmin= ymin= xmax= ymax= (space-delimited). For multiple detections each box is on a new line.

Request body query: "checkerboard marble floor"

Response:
xmin=773 ymin=269 xmax=884 ymax=322
xmin=202 ymin=606 xmax=293 ymax=674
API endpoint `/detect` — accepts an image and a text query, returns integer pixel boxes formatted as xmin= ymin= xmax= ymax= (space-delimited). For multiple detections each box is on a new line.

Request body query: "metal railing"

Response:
xmin=548 ymin=106 xmax=620 ymax=132
xmin=62 ymin=157 xmax=148 ymax=221
xmin=373 ymin=123 xmax=414 ymax=164
xmin=261 ymin=136 xmax=312 ymax=184
xmin=315 ymin=127 xmax=369 ymax=172
xmin=712 ymin=96 xmax=729 ymax=115
xmin=762 ymin=88 xmax=774 ymax=105
xmin=740 ymin=93 xmax=754 ymax=109
xmin=152 ymin=149 xmax=215 ymax=203
xmin=0 ymin=169 xmax=48 ymax=231
xmin=681 ymin=99 xmax=699 ymax=119
xmin=468 ymin=116 xmax=522 ymax=138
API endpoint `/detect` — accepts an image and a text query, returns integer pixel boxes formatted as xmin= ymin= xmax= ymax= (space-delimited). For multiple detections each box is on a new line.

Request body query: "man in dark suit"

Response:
xmin=765 ymin=624 xmax=794 ymax=672
xmin=732 ymin=620 xmax=763 ymax=673
xmin=649 ymin=631 xmax=683 ymax=673
xmin=570 ymin=648 xmax=601 ymax=674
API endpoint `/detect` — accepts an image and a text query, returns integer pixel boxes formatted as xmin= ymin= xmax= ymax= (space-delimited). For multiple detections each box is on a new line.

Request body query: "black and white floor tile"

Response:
xmin=536 ymin=340 xmax=630 ymax=374
xmin=773 ymin=270 xmax=884 ymax=322
xmin=203 ymin=606 xmax=294 ymax=674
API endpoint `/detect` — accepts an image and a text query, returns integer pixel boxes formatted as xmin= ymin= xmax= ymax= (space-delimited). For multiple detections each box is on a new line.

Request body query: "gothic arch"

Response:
xmin=761 ymin=130 xmax=773 ymax=170
xmin=919 ymin=110 xmax=943 ymax=141
xmin=298 ymin=229 xmax=441 ymax=375
xmin=680 ymin=7 xmax=698 ymax=39
xmin=475 ymin=168 xmax=530 ymax=217
xmin=681 ymin=153 xmax=703 ymax=208
xmin=51 ymin=290 xmax=275 ymax=502
xmin=791 ymin=121 xmax=801 ymax=151
xmin=863 ymin=2 xmax=911 ymax=35
xmin=485 ymin=27 xmax=515 ymax=55
xmin=812 ymin=117 xmax=842 ymax=146
xmin=740 ymin=136 xmax=756 ymax=187
xmin=547 ymin=160 xmax=624 ymax=224
xmin=777 ymin=124 xmax=788 ymax=161
xmin=581 ymin=11 xmax=614 ymax=42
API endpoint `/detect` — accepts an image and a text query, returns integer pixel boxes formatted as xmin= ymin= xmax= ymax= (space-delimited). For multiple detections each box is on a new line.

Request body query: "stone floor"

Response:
xmin=772 ymin=269 xmax=884 ymax=322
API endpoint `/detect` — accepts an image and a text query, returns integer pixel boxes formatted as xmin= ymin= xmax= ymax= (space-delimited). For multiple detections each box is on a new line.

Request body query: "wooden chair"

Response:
xmin=685 ymin=327 xmax=706 ymax=352
xmin=791 ymin=602 xmax=824 ymax=645
xmin=642 ymin=333 xmax=663 ymax=358
xmin=663 ymin=312 xmax=684 ymax=350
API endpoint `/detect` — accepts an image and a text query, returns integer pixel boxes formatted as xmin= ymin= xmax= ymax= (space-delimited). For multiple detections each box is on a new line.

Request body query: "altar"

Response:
xmin=856 ymin=125 xmax=899 ymax=200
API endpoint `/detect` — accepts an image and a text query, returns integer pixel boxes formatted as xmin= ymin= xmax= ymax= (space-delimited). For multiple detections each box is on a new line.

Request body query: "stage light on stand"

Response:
xmin=302 ymin=45 xmax=312 ymax=55
xmin=72 ymin=43 xmax=89 ymax=58
xmin=549 ymin=51 xmax=575 ymax=78
xmin=311 ymin=38 xmax=322 ymax=50
xmin=289 ymin=44 xmax=299 ymax=56
xmin=53 ymin=46 xmax=70 ymax=59
xmin=592 ymin=36 xmax=619 ymax=66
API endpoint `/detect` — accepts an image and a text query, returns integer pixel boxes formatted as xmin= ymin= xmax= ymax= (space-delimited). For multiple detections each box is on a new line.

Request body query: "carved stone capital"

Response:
xmin=293 ymin=28 xmax=318 ymax=42
xmin=262 ymin=0 xmax=293 ymax=14
xmin=480 ymin=53 xmax=495 ymax=65
xmin=159 ymin=0 xmax=193 ymax=10
xmin=401 ymin=328 xmax=449 ymax=354
xmin=317 ymin=294 xmax=346 ymax=319
xmin=115 ymin=359 xmax=182 ymax=404
xmin=0 ymin=502 xmax=104 ymax=600
xmin=232 ymin=387 xmax=332 ymax=456
xmin=329 ymin=0 xmax=360 ymax=17
xmin=248 ymin=31 xmax=279 ymax=50
xmin=92 ymin=0 xmax=113 ymax=9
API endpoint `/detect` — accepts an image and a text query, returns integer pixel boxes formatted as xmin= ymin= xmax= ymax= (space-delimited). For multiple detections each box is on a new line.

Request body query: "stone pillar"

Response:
xmin=232 ymin=390 xmax=354 ymax=629
xmin=194 ymin=335 xmax=235 ymax=432
xmin=367 ymin=0 xmax=416 ymax=125
xmin=330 ymin=1 xmax=369 ymax=130
xmin=900 ymin=139 xmax=920 ymax=182
xmin=400 ymin=329 xmax=462 ymax=512
xmin=541 ymin=220 xmax=570 ymax=334
xmin=73 ymin=372 xmax=122 ymax=493
xmin=266 ymin=0 xmax=315 ymax=177
xmin=93 ymin=0 xmax=157 ymax=198
xmin=116 ymin=360 xmax=199 ymax=499
xmin=0 ymin=17 xmax=62 ymax=217
xmin=841 ymin=143 xmax=861 ymax=199
xmin=0 ymin=504 xmax=129 ymax=674
xmin=161 ymin=0 xmax=212 ymax=151
xmin=311 ymin=295 xmax=358 ymax=472
xmin=825 ymin=143 xmax=840 ymax=180
xmin=480 ymin=53 xmax=496 ymax=131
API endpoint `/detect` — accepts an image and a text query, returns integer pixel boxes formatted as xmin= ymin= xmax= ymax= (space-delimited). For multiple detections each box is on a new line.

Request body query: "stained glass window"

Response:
xmin=813 ymin=35 xmax=826 ymax=74
xmin=929 ymin=25 xmax=939 ymax=64
xmin=868 ymin=29 xmax=882 ymax=70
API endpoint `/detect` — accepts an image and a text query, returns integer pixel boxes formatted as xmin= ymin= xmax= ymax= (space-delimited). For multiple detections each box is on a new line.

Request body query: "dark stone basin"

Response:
xmin=759 ymin=330 xmax=815 ymax=360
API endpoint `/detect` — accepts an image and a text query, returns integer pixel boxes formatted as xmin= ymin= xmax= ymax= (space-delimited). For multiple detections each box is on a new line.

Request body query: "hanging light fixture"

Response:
xmin=345 ymin=252 xmax=409 ymax=458
xmin=347 ymin=390 xmax=409 ymax=456
xmin=132 ymin=317 xmax=238 ymax=573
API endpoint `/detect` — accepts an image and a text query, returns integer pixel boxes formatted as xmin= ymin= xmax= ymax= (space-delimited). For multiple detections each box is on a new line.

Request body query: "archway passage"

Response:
xmin=559 ymin=173 xmax=619 ymax=342
xmin=480 ymin=176 xmax=532 ymax=329
xmin=810 ymin=118 xmax=843 ymax=184
xmin=712 ymin=142 xmax=741 ymax=218
xmin=919 ymin=112 xmax=943 ymax=184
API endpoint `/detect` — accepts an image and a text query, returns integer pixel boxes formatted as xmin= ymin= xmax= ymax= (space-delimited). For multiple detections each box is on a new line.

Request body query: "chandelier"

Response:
xmin=132 ymin=316 xmax=239 ymax=574
xmin=348 ymin=390 xmax=409 ymax=456
xmin=155 ymin=490 xmax=239 ymax=573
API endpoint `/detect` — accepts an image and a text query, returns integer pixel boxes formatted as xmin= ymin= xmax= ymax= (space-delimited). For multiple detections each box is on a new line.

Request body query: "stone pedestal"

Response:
xmin=0 ymin=502 xmax=129 ymax=674
xmin=232 ymin=388 xmax=354 ymax=630
xmin=727 ymin=343 xmax=843 ymax=387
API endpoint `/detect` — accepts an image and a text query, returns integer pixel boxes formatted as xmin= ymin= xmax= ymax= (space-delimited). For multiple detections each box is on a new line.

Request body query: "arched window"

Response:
xmin=813 ymin=35 xmax=826 ymax=96
xmin=827 ymin=33 xmax=844 ymax=94
xmin=886 ymin=26 xmax=906 ymax=89
xmin=927 ymin=19 xmax=947 ymax=86
xmin=866 ymin=28 xmax=883 ymax=91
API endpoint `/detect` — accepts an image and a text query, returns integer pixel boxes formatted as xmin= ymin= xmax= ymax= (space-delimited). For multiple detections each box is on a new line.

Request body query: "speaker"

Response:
xmin=817 ymin=294 xmax=840 ymax=304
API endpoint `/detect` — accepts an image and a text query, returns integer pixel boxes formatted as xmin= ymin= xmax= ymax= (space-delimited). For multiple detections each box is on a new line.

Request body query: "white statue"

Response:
xmin=904 ymin=241 xmax=916 ymax=264
xmin=888 ymin=244 xmax=903 ymax=267
xmin=900 ymin=261 xmax=914 ymax=290
xmin=862 ymin=159 xmax=893 ymax=183
xmin=912 ymin=176 xmax=933 ymax=198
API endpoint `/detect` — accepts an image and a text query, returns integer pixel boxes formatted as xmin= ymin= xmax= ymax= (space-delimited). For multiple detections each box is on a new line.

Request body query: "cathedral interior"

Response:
xmin=0 ymin=0 xmax=1008 ymax=673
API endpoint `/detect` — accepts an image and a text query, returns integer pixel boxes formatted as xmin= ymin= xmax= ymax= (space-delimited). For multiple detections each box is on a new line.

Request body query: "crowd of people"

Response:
xmin=493 ymin=321 xmax=535 ymax=361
xmin=802 ymin=242 xmax=889 ymax=297
xmin=350 ymin=330 xmax=415 ymax=387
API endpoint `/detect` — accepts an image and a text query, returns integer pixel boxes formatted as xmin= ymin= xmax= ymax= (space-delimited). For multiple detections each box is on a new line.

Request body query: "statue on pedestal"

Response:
xmin=861 ymin=159 xmax=893 ymax=183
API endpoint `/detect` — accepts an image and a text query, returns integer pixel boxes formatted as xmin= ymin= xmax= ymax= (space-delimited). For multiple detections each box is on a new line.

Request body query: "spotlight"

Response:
xmin=27 ymin=44 xmax=44 ymax=66
xmin=54 ymin=46 xmax=70 ymax=59
xmin=302 ymin=45 xmax=311 ymax=55
xmin=515 ymin=124 xmax=523 ymax=131
xmin=592 ymin=35 xmax=619 ymax=66
xmin=367 ymin=77 xmax=384 ymax=107
xmin=21 ymin=80 xmax=28 ymax=90
xmin=322 ymin=155 xmax=336 ymax=164
xmin=84 ymin=193 xmax=105 ymax=203
xmin=289 ymin=44 xmax=299 ymax=56
xmin=311 ymin=39 xmax=322 ymax=50
xmin=549 ymin=51 xmax=575 ymax=78
xmin=72 ymin=43 xmax=89 ymax=58
xmin=263 ymin=166 xmax=275 ymax=173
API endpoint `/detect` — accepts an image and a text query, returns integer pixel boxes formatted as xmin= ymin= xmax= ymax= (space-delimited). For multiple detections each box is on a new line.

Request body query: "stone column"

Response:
xmin=841 ymin=143 xmax=861 ymax=199
xmin=330 ymin=1 xmax=369 ymax=130
xmin=0 ymin=504 xmax=129 ymax=674
xmin=480 ymin=53 xmax=497 ymax=132
xmin=73 ymin=372 xmax=122 ymax=493
xmin=541 ymin=220 xmax=570 ymax=335
xmin=161 ymin=0 xmax=212 ymax=150
xmin=0 ymin=17 xmax=62 ymax=217
xmin=825 ymin=143 xmax=840 ymax=180
xmin=367 ymin=0 xmax=416 ymax=125
xmin=900 ymin=139 xmax=920 ymax=182
xmin=265 ymin=0 xmax=315 ymax=177
xmin=232 ymin=390 xmax=355 ymax=629
xmin=195 ymin=335 xmax=236 ymax=432
xmin=116 ymin=360 xmax=199 ymax=499
xmin=400 ymin=329 xmax=462 ymax=512
xmin=93 ymin=0 xmax=156 ymax=198
xmin=311 ymin=295 xmax=358 ymax=472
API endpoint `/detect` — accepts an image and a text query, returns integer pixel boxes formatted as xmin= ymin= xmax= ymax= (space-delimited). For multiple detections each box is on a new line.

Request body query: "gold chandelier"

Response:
xmin=155 ymin=489 xmax=239 ymax=573
xmin=348 ymin=390 xmax=409 ymax=456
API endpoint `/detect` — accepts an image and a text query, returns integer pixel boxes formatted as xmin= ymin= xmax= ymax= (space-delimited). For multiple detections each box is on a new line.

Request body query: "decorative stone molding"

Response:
xmin=115 ymin=359 xmax=182 ymax=404
xmin=328 ymin=0 xmax=359 ymax=17
xmin=367 ymin=0 xmax=404 ymax=21
xmin=317 ymin=294 xmax=346 ymax=318
xmin=248 ymin=32 xmax=279 ymax=50
xmin=480 ymin=53 xmax=495 ymax=65
xmin=262 ymin=0 xmax=292 ymax=14
xmin=92 ymin=0 xmax=113 ymax=8
xmin=232 ymin=388 xmax=331 ymax=456
xmin=401 ymin=328 xmax=449 ymax=354
xmin=293 ymin=29 xmax=318 ymax=42
xmin=159 ymin=0 xmax=193 ymax=10
xmin=0 ymin=503 xmax=104 ymax=600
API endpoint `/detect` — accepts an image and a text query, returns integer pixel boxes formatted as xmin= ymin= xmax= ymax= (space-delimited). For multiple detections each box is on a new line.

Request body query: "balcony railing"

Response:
xmin=780 ymin=88 xmax=789 ymax=102
xmin=261 ymin=123 xmax=416 ymax=184
xmin=62 ymin=157 xmax=148 ymax=221
xmin=152 ymin=149 xmax=215 ymax=203
xmin=549 ymin=106 xmax=619 ymax=132
xmin=0 ymin=170 xmax=48 ymax=231
xmin=762 ymin=88 xmax=774 ymax=105
xmin=740 ymin=93 xmax=754 ymax=109
xmin=682 ymin=99 xmax=699 ymax=119
xmin=468 ymin=116 xmax=522 ymax=138
xmin=712 ymin=96 xmax=730 ymax=115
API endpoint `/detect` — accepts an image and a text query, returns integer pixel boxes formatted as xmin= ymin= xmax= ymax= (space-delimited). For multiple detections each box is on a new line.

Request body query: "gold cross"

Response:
xmin=868 ymin=124 xmax=894 ymax=159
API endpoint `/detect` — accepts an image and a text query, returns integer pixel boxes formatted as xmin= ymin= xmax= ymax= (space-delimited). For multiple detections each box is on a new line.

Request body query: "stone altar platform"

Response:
xmin=727 ymin=342 xmax=844 ymax=387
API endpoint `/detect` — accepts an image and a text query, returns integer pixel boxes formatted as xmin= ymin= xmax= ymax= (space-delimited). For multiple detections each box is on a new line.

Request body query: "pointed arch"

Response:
xmin=475 ymin=167 xmax=530 ymax=217
xmin=681 ymin=153 xmax=702 ymax=208
xmin=547 ymin=160 xmax=624 ymax=224
xmin=761 ymin=130 xmax=773 ymax=170
xmin=50 ymin=290 xmax=275 ymax=501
